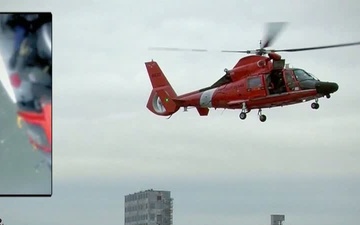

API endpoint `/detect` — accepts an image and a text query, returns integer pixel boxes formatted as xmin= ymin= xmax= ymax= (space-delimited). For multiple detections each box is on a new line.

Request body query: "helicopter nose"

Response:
xmin=315 ymin=82 xmax=339 ymax=95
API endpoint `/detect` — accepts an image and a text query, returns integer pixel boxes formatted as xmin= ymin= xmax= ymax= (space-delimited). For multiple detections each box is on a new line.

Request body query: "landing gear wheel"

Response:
xmin=326 ymin=94 xmax=331 ymax=99
xmin=311 ymin=102 xmax=319 ymax=109
xmin=257 ymin=109 xmax=267 ymax=122
xmin=259 ymin=115 xmax=267 ymax=122
xmin=239 ymin=112 xmax=247 ymax=120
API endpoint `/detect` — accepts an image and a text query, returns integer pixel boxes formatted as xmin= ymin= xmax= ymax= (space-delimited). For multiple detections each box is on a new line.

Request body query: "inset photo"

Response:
xmin=0 ymin=12 xmax=52 ymax=196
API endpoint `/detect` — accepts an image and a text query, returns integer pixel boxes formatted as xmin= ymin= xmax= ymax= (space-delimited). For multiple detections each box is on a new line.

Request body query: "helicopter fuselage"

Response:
xmin=172 ymin=55 xmax=338 ymax=112
xmin=174 ymin=71 xmax=337 ymax=111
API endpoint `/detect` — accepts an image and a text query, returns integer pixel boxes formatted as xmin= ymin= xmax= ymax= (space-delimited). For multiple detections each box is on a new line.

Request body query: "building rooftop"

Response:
xmin=125 ymin=189 xmax=170 ymax=196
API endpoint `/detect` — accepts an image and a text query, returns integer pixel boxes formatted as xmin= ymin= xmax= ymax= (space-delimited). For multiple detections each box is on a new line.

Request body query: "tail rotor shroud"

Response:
xmin=152 ymin=92 xmax=167 ymax=114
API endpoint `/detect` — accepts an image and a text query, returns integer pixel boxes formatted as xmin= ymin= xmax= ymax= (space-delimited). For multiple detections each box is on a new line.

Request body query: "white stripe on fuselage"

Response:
xmin=199 ymin=88 xmax=217 ymax=107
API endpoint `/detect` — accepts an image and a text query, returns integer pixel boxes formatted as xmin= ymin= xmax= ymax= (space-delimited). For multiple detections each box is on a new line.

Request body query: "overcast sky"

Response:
xmin=1 ymin=0 xmax=360 ymax=224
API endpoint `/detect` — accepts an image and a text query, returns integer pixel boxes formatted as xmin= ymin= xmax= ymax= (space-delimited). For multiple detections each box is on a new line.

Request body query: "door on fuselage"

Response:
xmin=283 ymin=70 xmax=300 ymax=92
xmin=267 ymin=70 xmax=287 ymax=95
xmin=246 ymin=75 xmax=266 ymax=98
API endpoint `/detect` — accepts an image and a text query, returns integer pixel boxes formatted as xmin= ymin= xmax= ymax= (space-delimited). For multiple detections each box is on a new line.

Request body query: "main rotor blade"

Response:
xmin=149 ymin=47 xmax=208 ymax=52
xmin=261 ymin=22 xmax=288 ymax=49
xmin=219 ymin=50 xmax=253 ymax=54
xmin=149 ymin=47 xmax=250 ymax=53
xmin=272 ymin=41 xmax=360 ymax=52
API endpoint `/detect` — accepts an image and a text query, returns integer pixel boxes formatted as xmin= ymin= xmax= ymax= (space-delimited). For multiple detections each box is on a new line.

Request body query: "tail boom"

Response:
xmin=145 ymin=60 xmax=216 ymax=117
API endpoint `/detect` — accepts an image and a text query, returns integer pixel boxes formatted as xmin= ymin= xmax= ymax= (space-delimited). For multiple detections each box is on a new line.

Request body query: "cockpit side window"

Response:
xmin=293 ymin=69 xmax=315 ymax=81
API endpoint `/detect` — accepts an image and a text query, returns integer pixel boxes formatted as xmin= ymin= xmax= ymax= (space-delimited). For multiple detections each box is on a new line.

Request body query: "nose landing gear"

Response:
xmin=258 ymin=109 xmax=266 ymax=122
xmin=311 ymin=98 xmax=320 ymax=110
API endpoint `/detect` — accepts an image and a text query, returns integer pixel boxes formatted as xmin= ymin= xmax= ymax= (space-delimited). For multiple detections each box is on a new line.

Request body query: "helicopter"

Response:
xmin=145 ymin=22 xmax=360 ymax=122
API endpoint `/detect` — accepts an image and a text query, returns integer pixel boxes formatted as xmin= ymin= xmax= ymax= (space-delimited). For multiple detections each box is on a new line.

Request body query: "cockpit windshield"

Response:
xmin=308 ymin=72 xmax=319 ymax=80
xmin=293 ymin=69 xmax=319 ymax=81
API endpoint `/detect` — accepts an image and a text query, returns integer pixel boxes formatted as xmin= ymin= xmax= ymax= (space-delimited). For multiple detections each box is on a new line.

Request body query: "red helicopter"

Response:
xmin=145 ymin=22 xmax=360 ymax=122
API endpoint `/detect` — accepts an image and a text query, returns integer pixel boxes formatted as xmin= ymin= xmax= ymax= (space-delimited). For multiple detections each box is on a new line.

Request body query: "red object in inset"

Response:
xmin=17 ymin=101 xmax=52 ymax=153
xmin=10 ymin=73 xmax=21 ymax=88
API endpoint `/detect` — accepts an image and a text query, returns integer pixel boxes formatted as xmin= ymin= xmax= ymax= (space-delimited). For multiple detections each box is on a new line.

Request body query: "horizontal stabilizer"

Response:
xmin=155 ymin=88 xmax=178 ymax=113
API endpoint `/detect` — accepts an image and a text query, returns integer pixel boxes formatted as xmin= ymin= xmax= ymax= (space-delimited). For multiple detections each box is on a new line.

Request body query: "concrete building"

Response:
xmin=124 ymin=189 xmax=173 ymax=225
xmin=271 ymin=214 xmax=285 ymax=225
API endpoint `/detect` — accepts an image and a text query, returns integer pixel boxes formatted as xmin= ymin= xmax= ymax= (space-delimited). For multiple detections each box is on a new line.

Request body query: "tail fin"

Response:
xmin=145 ymin=61 xmax=180 ymax=116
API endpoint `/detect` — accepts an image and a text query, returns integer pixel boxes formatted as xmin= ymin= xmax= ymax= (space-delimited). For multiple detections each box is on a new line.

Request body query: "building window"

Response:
xmin=150 ymin=203 xmax=155 ymax=209
xmin=157 ymin=195 xmax=162 ymax=201
xmin=150 ymin=214 xmax=155 ymax=221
